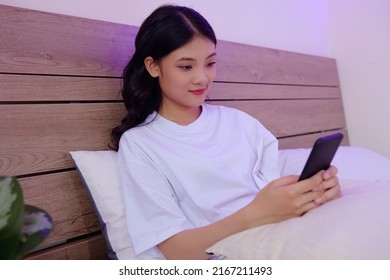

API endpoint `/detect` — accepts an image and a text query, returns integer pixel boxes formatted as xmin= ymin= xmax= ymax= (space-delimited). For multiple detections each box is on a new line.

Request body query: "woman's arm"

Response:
xmin=158 ymin=166 xmax=340 ymax=259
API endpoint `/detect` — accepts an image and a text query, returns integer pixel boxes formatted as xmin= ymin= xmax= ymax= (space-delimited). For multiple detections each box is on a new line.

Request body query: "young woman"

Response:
xmin=111 ymin=5 xmax=340 ymax=260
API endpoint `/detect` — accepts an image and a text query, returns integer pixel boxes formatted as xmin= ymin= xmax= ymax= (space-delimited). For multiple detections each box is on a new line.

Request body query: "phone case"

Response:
xmin=298 ymin=133 xmax=344 ymax=181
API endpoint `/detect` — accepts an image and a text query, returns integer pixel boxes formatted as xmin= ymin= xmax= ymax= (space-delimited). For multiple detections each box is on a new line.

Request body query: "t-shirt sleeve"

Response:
xmin=118 ymin=134 xmax=195 ymax=257
xmin=251 ymin=122 xmax=281 ymax=188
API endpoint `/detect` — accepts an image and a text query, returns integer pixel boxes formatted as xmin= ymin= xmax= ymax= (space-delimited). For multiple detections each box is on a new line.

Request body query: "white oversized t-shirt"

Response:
xmin=118 ymin=103 xmax=280 ymax=259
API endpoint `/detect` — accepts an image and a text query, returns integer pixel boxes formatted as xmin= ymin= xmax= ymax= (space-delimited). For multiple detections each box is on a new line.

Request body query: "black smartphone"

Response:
xmin=298 ymin=133 xmax=344 ymax=181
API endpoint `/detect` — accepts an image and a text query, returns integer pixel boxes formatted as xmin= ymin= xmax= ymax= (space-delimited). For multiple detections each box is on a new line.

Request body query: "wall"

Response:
xmin=329 ymin=0 xmax=390 ymax=158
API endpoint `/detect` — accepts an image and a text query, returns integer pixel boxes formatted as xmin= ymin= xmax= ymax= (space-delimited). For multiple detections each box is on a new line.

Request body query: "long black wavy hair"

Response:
xmin=110 ymin=5 xmax=217 ymax=150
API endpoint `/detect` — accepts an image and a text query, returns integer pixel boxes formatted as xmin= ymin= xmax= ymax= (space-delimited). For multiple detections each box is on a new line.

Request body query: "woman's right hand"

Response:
xmin=242 ymin=166 xmax=340 ymax=228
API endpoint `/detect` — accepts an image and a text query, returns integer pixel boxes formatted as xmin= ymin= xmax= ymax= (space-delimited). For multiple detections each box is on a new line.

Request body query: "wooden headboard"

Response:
xmin=0 ymin=4 xmax=348 ymax=259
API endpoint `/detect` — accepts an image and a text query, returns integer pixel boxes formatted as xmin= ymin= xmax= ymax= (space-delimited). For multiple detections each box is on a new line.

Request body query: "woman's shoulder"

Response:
xmin=205 ymin=103 xmax=273 ymax=137
xmin=119 ymin=118 xmax=154 ymax=148
xmin=205 ymin=103 xmax=258 ymax=123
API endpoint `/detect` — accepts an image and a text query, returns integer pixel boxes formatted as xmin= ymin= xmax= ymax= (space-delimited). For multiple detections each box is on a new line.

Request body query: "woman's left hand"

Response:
xmin=311 ymin=166 xmax=341 ymax=206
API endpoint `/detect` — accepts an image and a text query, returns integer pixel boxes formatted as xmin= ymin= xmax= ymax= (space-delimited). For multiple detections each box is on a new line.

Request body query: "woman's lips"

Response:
xmin=189 ymin=88 xmax=206 ymax=95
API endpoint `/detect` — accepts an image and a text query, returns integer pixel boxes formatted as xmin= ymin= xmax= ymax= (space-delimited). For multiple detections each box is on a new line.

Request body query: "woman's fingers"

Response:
xmin=314 ymin=183 xmax=341 ymax=205
xmin=292 ymin=166 xmax=341 ymax=211
xmin=300 ymin=201 xmax=319 ymax=215
xmin=322 ymin=166 xmax=338 ymax=180
xmin=296 ymin=182 xmax=341 ymax=214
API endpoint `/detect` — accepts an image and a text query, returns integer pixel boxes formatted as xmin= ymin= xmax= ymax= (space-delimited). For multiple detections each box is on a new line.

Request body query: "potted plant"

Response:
xmin=0 ymin=176 xmax=53 ymax=259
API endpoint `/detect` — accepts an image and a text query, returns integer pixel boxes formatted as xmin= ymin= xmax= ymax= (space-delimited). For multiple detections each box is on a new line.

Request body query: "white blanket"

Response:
xmin=207 ymin=179 xmax=390 ymax=259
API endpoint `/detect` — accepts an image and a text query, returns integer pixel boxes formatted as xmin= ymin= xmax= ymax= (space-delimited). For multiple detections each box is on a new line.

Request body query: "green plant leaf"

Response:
xmin=0 ymin=176 xmax=24 ymax=260
xmin=0 ymin=177 xmax=53 ymax=259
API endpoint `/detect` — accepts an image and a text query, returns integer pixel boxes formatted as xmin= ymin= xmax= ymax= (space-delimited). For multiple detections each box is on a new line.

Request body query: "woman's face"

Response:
xmin=145 ymin=36 xmax=217 ymax=124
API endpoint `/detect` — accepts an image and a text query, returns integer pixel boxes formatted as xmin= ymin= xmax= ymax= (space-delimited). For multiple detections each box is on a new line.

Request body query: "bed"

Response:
xmin=1 ymin=4 xmax=389 ymax=260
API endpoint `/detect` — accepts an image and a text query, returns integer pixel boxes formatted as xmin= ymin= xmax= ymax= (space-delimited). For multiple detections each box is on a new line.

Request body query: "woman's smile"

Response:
xmin=189 ymin=88 xmax=207 ymax=95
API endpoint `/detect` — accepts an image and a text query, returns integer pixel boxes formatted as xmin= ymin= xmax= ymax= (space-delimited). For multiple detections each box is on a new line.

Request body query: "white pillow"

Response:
xmin=207 ymin=179 xmax=390 ymax=259
xmin=278 ymin=146 xmax=390 ymax=181
xmin=70 ymin=150 xmax=136 ymax=259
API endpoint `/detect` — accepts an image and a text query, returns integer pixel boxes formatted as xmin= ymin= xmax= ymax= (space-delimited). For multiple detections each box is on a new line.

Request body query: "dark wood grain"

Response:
xmin=0 ymin=5 xmax=136 ymax=77
xmin=24 ymin=235 xmax=108 ymax=260
xmin=279 ymin=129 xmax=349 ymax=149
xmin=208 ymin=99 xmax=346 ymax=137
xmin=0 ymin=103 xmax=126 ymax=176
xmin=19 ymin=171 xmax=101 ymax=246
xmin=216 ymin=40 xmax=340 ymax=86
xmin=0 ymin=74 xmax=122 ymax=102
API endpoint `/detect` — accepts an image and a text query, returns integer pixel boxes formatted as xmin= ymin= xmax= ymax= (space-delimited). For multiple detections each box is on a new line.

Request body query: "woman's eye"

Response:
xmin=207 ymin=61 xmax=217 ymax=67
xmin=178 ymin=66 xmax=192 ymax=70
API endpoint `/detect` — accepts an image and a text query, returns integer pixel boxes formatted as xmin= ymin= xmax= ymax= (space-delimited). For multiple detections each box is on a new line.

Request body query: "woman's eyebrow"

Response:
xmin=176 ymin=52 xmax=217 ymax=62
xmin=207 ymin=52 xmax=217 ymax=59
xmin=176 ymin=57 xmax=195 ymax=62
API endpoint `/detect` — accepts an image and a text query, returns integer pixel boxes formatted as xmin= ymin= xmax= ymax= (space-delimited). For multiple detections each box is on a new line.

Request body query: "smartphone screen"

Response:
xmin=298 ymin=133 xmax=344 ymax=181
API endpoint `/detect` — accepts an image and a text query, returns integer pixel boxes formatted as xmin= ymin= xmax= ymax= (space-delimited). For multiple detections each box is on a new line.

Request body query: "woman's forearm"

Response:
xmin=157 ymin=206 xmax=252 ymax=259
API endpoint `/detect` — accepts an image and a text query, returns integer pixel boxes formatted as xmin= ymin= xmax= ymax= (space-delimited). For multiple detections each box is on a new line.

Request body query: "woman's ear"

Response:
xmin=144 ymin=56 xmax=160 ymax=78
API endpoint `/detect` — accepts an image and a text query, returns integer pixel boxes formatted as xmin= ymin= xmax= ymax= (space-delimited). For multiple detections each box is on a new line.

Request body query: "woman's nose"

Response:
xmin=192 ymin=67 xmax=208 ymax=85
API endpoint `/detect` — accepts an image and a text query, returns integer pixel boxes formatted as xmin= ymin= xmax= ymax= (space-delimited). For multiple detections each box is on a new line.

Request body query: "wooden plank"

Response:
xmin=209 ymin=83 xmax=341 ymax=100
xmin=208 ymin=99 xmax=346 ymax=137
xmin=24 ymin=235 xmax=108 ymax=260
xmin=0 ymin=4 xmax=136 ymax=77
xmin=278 ymin=129 xmax=350 ymax=149
xmin=18 ymin=171 xmax=101 ymax=246
xmin=0 ymin=103 xmax=126 ymax=176
xmin=0 ymin=74 xmax=122 ymax=102
xmin=0 ymin=74 xmax=340 ymax=102
xmin=216 ymin=40 xmax=340 ymax=86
